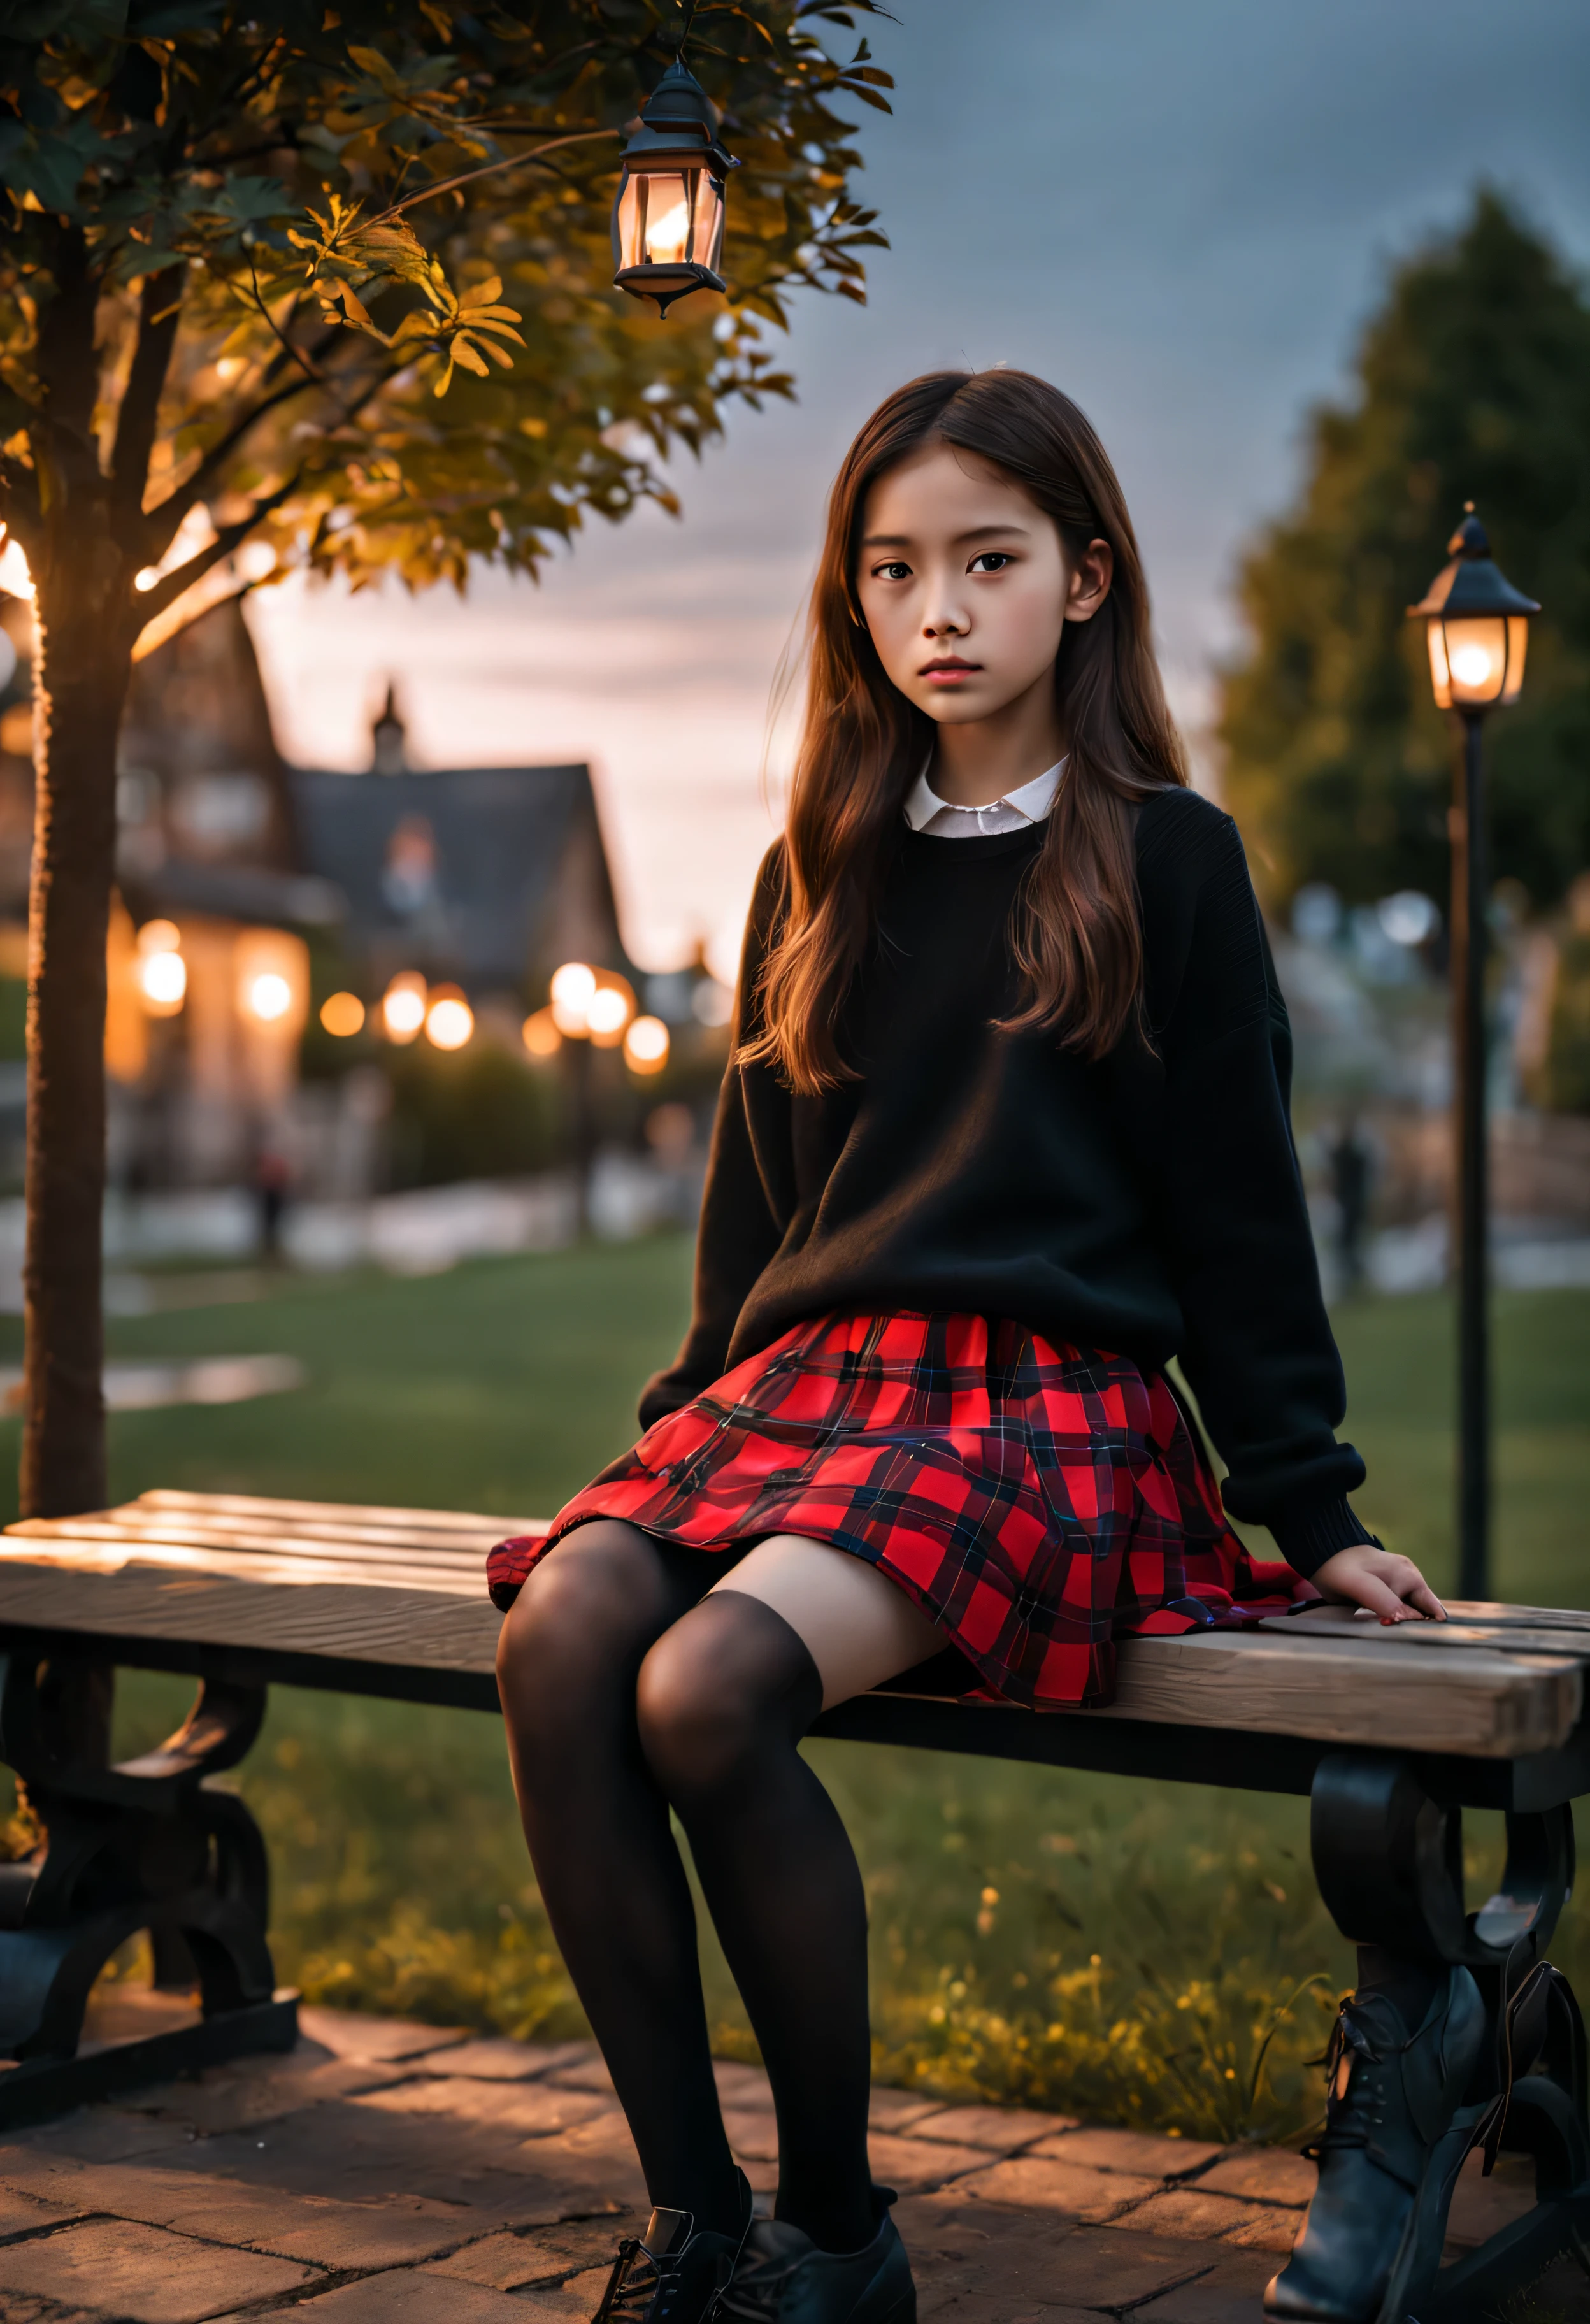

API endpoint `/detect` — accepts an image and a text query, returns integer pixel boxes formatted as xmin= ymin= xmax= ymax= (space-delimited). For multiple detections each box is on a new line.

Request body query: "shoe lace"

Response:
xmin=1302 ymin=2002 xmax=1401 ymax=2167
xmin=593 ymin=2237 xmax=671 ymax=2324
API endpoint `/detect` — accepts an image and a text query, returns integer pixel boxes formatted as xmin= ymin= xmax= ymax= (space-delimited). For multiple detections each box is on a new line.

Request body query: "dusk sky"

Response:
xmin=248 ymin=0 xmax=1590 ymax=978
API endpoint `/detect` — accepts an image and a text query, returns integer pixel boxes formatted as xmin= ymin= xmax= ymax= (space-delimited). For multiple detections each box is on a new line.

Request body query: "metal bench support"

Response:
xmin=0 ymin=1653 xmax=296 ymax=2129
xmin=1310 ymin=1747 xmax=1590 ymax=2321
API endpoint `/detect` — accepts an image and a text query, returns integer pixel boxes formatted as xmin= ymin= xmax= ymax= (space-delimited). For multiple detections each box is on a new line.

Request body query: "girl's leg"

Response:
xmin=634 ymin=1539 xmax=942 ymax=2256
xmin=494 ymin=1518 xmax=744 ymax=2239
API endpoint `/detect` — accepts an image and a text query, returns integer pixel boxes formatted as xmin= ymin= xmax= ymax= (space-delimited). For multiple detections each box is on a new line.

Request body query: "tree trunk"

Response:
xmin=20 ymin=581 xmax=131 ymax=1521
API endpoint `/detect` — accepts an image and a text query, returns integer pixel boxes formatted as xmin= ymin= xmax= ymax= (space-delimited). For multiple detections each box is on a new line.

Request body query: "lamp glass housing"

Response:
xmin=613 ymin=161 xmax=726 ymax=309
xmin=1426 ymin=613 xmax=1529 ymax=712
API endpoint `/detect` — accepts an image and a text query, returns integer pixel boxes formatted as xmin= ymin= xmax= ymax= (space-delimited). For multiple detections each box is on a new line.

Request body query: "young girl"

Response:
xmin=491 ymin=370 xmax=1446 ymax=2324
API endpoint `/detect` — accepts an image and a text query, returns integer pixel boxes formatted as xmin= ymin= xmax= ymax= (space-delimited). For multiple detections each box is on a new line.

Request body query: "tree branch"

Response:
xmin=137 ymin=373 xmax=317 ymax=564
xmin=110 ymin=266 xmax=185 ymax=527
xmin=365 ymin=128 xmax=620 ymax=227
xmin=130 ymin=473 xmax=301 ymax=631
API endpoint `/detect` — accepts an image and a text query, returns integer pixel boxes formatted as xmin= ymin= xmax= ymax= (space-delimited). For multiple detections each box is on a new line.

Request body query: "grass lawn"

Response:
xmin=1 ymin=1244 xmax=1585 ymax=2143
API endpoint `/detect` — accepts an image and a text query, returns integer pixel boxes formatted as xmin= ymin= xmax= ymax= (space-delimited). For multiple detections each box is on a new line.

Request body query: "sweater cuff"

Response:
xmin=1268 ymin=1495 xmax=1379 ymax=1581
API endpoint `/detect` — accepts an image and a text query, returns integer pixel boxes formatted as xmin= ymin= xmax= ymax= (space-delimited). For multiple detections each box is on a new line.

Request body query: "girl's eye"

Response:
xmin=970 ymin=552 xmax=1013 ymax=573
xmin=871 ymin=561 xmax=912 ymax=583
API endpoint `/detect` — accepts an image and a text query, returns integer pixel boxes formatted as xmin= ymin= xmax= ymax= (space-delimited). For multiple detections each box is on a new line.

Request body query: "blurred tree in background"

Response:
xmin=1219 ymin=191 xmax=1590 ymax=916
xmin=0 ymin=0 xmax=891 ymax=1518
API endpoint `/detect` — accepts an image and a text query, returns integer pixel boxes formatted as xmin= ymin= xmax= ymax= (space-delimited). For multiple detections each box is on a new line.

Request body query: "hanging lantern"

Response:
xmin=612 ymin=61 xmax=738 ymax=317
xmin=1407 ymin=506 xmax=1539 ymax=715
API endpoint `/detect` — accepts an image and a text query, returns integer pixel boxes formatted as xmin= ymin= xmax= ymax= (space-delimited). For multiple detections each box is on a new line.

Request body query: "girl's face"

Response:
xmin=854 ymin=443 xmax=1112 ymax=731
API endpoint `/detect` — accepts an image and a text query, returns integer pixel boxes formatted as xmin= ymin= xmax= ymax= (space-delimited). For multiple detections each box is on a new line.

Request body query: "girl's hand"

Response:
xmin=1310 ymin=1542 xmax=1447 ymax=1625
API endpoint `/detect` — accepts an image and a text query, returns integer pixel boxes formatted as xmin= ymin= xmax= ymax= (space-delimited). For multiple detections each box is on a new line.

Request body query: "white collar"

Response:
xmin=902 ymin=757 xmax=1066 ymax=833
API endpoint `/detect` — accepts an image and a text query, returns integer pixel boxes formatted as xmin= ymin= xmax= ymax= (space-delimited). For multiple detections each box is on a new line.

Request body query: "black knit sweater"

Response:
xmin=641 ymin=787 xmax=1372 ymax=1577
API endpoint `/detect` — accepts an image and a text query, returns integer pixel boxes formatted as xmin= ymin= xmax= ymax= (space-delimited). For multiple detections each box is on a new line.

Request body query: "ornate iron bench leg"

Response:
xmin=0 ymin=1651 xmax=297 ymax=2128
xmin=1299 ymin=1746 xmax=1589 ymax=2323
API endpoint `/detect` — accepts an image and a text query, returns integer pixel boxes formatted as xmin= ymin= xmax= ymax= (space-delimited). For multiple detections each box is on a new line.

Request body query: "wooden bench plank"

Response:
xmin=0 ymin=1554 xmax=1579 ymax=1758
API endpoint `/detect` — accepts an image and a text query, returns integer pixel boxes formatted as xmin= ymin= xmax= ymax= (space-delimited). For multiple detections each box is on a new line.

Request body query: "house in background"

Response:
xmin=0 ymin=591 xmax=633 ymax=1198
xmin=291 ymin=687 xmax=627 ymax=1011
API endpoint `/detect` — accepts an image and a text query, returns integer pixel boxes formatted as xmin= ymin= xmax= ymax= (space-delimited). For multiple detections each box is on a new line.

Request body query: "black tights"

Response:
xmin=496 ymin=1521 xmax=877 ymax=2256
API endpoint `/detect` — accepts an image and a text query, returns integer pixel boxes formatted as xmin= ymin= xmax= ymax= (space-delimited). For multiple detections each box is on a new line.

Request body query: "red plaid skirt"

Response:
xmin=486 ymin=1310 xmax=1309 ymax=1709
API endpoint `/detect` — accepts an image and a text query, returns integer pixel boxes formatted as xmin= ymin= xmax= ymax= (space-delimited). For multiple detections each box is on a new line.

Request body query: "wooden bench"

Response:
xmin=0 ymin=1489 xmax=1586 ymax=2322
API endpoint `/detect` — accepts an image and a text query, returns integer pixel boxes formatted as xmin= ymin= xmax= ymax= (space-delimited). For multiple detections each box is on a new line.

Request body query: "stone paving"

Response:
xmin=0 ymin=1996 xmax=1580 ymax=2324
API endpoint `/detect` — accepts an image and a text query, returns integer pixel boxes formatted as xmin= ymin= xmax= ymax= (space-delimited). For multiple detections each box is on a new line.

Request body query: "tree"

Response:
xmin=1219 ymin=190 xmax=1590 ymax=918
xmin=0 ymin=1 xmax=891 ymax=1521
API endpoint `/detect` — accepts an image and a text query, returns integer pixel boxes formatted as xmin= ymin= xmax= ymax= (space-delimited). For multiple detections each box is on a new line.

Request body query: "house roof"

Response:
xmin=288 ymin=762 xmax=626 ymax=993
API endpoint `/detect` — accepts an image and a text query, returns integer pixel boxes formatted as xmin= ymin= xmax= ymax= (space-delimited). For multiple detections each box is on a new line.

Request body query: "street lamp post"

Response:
xmin=1407 ymin=508 xmax=1538 ymax=1602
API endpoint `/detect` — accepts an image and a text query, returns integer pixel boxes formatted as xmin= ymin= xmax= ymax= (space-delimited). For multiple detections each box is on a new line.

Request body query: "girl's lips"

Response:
xmin=922 ymin=662 xmax=978 ymax=685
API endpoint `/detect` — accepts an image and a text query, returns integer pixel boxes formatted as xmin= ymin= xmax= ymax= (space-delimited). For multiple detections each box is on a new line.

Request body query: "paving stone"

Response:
xmin=0 ymin=2218 xmax=317 ymax=2323
xmin=114 ymin=2052 xmax=402 ymax=2137
xmin=1029 ymin=2125 xmax=1222 ymax=2179
xmin=296 ymin=2007 xmax=469 ymax=2063
xmin=952 ymin=2156 xmax=1159 ymax=2220
xmin=413 ymin=2039 xmax=592 ymax=2083
xmin=898 ymin=2201 xmax=1222 ymax=2311
xmin=1221 ymin=2206 xmax=1302 ymax=2253
xmin=722 ymin=2107 xmax=780 ymax=2162
xmin=0 ymin=2297 xmax=104 ymax=2324
xmin=238 ymin=2269 xmax=563 ymax=2322
xmin=354 ymin=2075 xmax=615 ymax=2137
xmin=425 ymin=2213 xmax=641 ymax=2291
xmin=1108 ymin=2186 xmax=1273 ymax=2241
xmin=713 ymin=2061 xmax=774 ymax=2109
xmin=0 ymin=2156 xmax=498 ymax=2269
xmin=1127 ymin=2248 xmax=1273 ymax=2321
xmin=545 ymin=2054 xmax=617 ymax=2095
xmin=866 ymin=2088 xmax=942 ymax=2134
xmin=7 ymin=2106 xmax=198 ymax=2165
xmin=864 ymin=2133 xmax=994 ymax=2193
xmin=0 ymin=2182 xmax=82 ymax=2239
xmin=906 ymin=2106 xmax=1076 ymax=2154
xmin=1195 ymin=2148 xmax=1315 ymax=2206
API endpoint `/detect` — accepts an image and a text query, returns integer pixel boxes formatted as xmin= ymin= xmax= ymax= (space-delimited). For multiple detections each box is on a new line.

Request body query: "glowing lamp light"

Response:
xmin=382 ymin=972 xmax=428 ymax=1044
xmin=138 ymin=947 xmax=186 ymax=1015
xmin=1408 ymin=507 xmax=1538 ymax=714
xmin=321 ymin=991 xmax=366 ymax=1037
xmin=243 ymin=972 xmax=292 ymax=1023
xmin=522 ymin=1006 xmax=562 ymax=1059
xmin=0 ymin=534 xmax=34 ymax=600
xmin=425 ymin=986 xmax=475 ymax=1051
xmin=624 ymin=1015 xmax=670 ymax=1075
xmin=550 ymin=961 xmax=598 ymax=1036
xmin=612 ymin=61 xmax=738 ymax=317
xmin=137 ymin=918 xmax=180 ymax=956
xmin=587 ymin=982 xmax=634 ymax=1048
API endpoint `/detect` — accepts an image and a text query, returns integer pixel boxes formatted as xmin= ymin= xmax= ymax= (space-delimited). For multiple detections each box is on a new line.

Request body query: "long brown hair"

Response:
xmin=740 ymin=369 xmax=1188 ymax=1093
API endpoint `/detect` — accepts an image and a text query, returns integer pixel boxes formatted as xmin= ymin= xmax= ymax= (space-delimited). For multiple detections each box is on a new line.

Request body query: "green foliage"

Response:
xmin=1219 ymin=191 xmax=1590 ymax=913
xmin=0 ymin=0 xmax=892 ymax=620
xmin=0 ymin=976 xmax=25 ymax=1063
xmin=383 ymin=1035 xmax=560 ymax=1186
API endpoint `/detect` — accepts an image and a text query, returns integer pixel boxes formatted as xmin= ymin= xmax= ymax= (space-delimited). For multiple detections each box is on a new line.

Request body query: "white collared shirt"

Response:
xmin=902 ymin=758 xmax=1066 ymax=837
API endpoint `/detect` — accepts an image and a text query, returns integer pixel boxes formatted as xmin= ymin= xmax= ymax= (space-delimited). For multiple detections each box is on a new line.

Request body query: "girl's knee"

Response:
xmin=496 ymin=1521 xmax=664 ymax=1730
xmin=636 ymin=1595 xmax=815 ymax=1801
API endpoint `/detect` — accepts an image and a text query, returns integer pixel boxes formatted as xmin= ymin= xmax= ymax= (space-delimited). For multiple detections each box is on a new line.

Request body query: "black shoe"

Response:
xmin=714 ymin=2191 xmax=915 ymax=2323
xmin=594 ymin=2172 xmax=753 ymax=2324
xmin=1264 ymin=1965 xmax=1484 ymax=2322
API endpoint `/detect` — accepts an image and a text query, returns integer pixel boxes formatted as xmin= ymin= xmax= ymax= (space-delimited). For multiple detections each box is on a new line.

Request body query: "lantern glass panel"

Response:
xmin=1440 ymin=615 xmax=1510 ymax=709
xmin=1501 ymin=614 xmax=1529 ymax=705
xmin=615 ymin=166 xmax=724 ymax=279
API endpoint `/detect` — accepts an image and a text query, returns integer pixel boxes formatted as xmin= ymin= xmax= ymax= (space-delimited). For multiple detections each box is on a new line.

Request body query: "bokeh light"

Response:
xmin=522 ymin=1007 xmax=561 ymax=1059
xmin=550 ymin=961 xmax=597 ymax=1035
xmin=382 ymin=972 xmax=428 ymax=1043
xmin=426 ymin=987 xmax=475 ymax=1051
xmin=321 ymin=991 xmax=366 ymax=1037
xmin=244 ymin=972 xmax=292 ymax=1022
xmin=624 ymin=1015 xmax=670 ymax=1075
